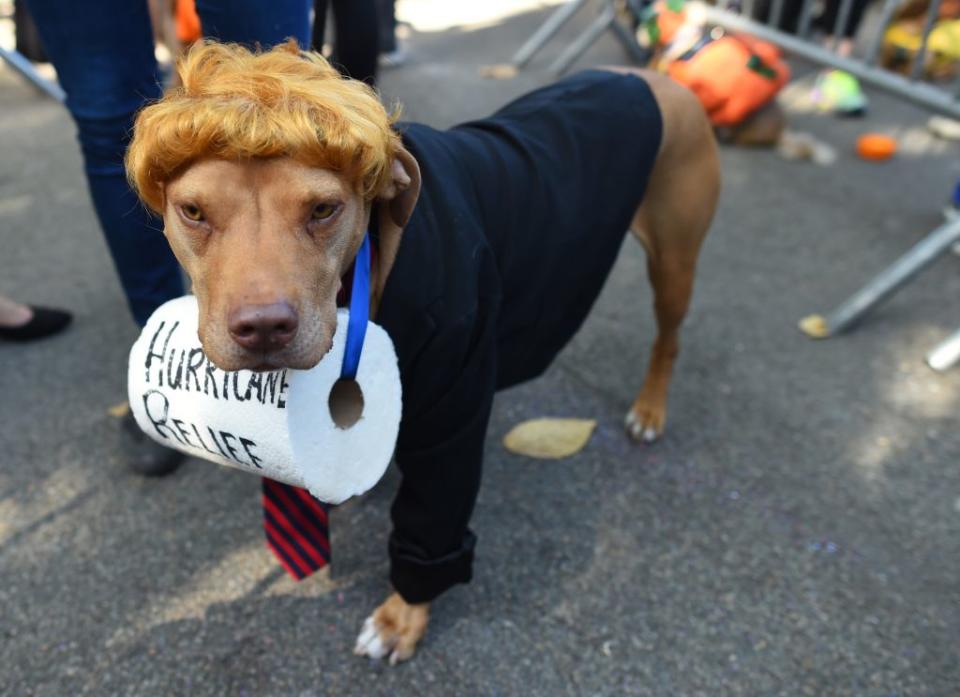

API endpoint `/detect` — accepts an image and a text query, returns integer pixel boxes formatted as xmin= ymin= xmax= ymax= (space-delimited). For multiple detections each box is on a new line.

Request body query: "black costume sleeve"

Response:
xmin=381 ymin=72 xmax=664 ymax=603
xmin=388 ymin=303 xmax=498 ymax=604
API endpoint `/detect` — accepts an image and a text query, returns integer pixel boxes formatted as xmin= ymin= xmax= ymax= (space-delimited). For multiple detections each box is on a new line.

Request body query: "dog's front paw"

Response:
xmin=354 ymin=592 xmax=430 ymax=665
xmin=625 ymin=399 xmax=665 ymax=444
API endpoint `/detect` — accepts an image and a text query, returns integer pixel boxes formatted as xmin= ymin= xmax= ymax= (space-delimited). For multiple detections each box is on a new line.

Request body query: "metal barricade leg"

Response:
xmin=547 ymin=1 xmax=622 ymax=74
xmin=610 ymin=10 xmax=650 ymax=64
xmin=0 ymin=46 xmax=65 ymax=102
xmin=513 ymin=0 xmax=645 ymax=76
xmin=864 ymin=0 xmax=903 ymax=66
xmin=511 ymin=0 xmax=591 ymax=69
xmin=799 ymin=217 xmax=960 ymax=338
xmin=910 ymin=0 xmax=944 ymax=81
xmin=926 ymin=326 xmax=960 ymax=372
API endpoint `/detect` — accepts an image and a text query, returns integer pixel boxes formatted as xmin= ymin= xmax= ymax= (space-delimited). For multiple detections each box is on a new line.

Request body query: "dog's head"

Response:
xmin=126 ymin=40 xmax=419 ymax=371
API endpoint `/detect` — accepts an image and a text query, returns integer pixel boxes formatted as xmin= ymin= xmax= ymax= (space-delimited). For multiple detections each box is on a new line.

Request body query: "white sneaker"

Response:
xmin=379 ymin=48 xmax=408 ymax=69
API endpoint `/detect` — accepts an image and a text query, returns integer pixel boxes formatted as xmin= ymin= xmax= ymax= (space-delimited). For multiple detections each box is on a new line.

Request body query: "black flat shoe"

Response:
xmin=122 ymin=410 xmax=186 ymax=477
xmin=0 ymin=306 xmax=72 ymax=341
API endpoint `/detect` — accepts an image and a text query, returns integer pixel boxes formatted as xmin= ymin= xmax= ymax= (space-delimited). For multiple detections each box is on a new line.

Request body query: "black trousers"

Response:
xmin=312 ymin=0 xmax=379 ymax=83
xmin=753 ymin=0 xmax=869 ymax=39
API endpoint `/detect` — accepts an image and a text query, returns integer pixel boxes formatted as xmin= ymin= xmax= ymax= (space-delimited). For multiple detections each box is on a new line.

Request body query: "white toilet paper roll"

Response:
xmin=127 ymin=295 xmax=401 ymax=504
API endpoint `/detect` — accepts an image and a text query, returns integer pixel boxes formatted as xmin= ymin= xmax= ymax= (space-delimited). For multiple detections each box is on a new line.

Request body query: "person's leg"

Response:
xmin=24 ymin=0 xmax=185 ymax=474
xmin=309 ymin=0 xmax=379 ymax=82
xmin=836 ymin=0 xmax=870 ymax=55
xmin=329 ymin=0 xmax=379 ymax=82
xmin=376 ymin=0 xmax=397 ymax=53
xmin=752 ymin=0 xmax=803 ymax=33
xmin=194 ymin=0 xmax=311 ymax=47
xmin=817 ymin=0 xmax=868 ymax=54
xmin=312 ymin=0 xmax=330 ymax=53
xmin=24 ymin=0 xmax=183 ymax=327
xmin=25 ymin=0 xmax=312 ymax=328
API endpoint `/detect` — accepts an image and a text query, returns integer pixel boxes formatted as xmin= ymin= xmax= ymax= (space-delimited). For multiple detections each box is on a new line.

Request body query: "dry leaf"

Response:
xmin=479 ymin=63 xmax=519 ymax=80
xmin=798 ymin=313 xmax=829 ymax=339
xmin=503 ymin=418 xmax=597 ymax=459
xmin=107 ymin=401 xmax=130 ymax=418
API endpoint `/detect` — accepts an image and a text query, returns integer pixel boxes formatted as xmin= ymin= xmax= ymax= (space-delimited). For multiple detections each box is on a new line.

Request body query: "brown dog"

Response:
xmin=127 ymin=42 xmax=719 ymax=663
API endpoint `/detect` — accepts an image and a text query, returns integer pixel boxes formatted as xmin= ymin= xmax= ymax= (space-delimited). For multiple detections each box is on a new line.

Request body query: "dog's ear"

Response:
xmin=372 ymin=145 xmax=420 ymax=311
xmin=378 ymin=145 xmax=421 ymax=228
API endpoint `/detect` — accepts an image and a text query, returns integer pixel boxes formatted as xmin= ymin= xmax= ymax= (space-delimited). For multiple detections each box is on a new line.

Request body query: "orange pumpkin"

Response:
xmin=667 ymin=35 xmax=791 ymax=127
xmin=856 ymin=133 xmax=898 ymax=160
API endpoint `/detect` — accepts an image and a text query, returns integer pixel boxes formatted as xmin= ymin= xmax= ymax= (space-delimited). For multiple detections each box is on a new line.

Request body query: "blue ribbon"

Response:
xmin=340 ymin=233 xmax=370 ymax=381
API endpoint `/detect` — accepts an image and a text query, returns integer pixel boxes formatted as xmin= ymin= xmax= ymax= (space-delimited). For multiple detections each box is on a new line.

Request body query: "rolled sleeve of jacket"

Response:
xmin=388 ymin=301 xmax=498 ymax=604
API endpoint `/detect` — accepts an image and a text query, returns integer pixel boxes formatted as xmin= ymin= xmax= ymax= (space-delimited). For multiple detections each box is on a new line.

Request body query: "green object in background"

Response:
xmin=640 ymin=0 xmax=684 ymax=45
xmin=812 ymin=69 xmax=869 ymax=116
xmin=646 ymin=15 xmax=661 ymax=45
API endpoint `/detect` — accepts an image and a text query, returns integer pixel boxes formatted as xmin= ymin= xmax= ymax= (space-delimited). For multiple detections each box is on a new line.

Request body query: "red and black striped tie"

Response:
xmin=262 ymin=478 xmax=330 ymax=578
xmin=259 ymin=248 xmax=376 ymax=579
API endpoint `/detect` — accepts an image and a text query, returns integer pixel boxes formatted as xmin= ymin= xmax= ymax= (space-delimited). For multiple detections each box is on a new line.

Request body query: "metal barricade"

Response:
xmin=511 ymin=0 xmax=648 ymax=74
xmin=690 ymin=0 xmax=960 ymax=118
xmin=513 ymin=0 xmax=960 ymax=369
xmin=0 ymin=45 xmax=64 ymax=102
xmin=690 ymin=0 xmax=960 ymax=369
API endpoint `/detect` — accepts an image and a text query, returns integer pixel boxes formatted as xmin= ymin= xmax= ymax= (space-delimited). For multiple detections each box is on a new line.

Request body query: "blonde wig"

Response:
xmin=126 ymin=40 xmax=400 ymax=213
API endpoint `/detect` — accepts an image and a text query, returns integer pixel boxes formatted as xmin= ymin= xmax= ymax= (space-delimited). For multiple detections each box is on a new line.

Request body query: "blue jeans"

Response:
xmin=24 ymin=0 xmax=311 ymax=325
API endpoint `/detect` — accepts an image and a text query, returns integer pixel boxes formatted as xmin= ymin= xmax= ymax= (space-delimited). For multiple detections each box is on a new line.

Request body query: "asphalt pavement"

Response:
xmin=1 ymin=4 xmax=959 ymax=696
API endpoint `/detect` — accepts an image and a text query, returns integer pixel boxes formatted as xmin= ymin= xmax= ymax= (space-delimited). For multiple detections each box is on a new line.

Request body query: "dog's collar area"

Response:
xmin=340 ymin=233 xmax=370 ymax=380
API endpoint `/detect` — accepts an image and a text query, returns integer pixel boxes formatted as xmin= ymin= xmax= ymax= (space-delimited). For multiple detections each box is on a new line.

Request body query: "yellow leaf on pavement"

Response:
xmin=503 ymin=418 xmax=597 ymax=459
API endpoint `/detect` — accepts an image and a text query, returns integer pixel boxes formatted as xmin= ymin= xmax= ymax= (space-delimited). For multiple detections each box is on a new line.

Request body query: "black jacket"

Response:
xmin=375 ymin=70 xmax=663 ymax=603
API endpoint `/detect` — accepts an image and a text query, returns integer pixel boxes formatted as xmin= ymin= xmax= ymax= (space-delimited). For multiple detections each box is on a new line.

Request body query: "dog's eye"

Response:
xmin=311 ymin=203 xmax=337 ymax=221
xmin=181 ymin=204 xmax=205 ymax=222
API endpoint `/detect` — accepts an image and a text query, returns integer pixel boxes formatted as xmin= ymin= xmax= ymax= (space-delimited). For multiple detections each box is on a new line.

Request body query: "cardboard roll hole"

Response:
xmin=128 ymin=297 xmax=402 ymax=504
xmin=329 ymin=378 xmax=364 ymax=429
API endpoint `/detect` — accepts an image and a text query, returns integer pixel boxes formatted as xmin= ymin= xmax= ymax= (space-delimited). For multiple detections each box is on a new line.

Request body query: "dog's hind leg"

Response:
xmin=612 ymin=70 xmax=720 ymax=443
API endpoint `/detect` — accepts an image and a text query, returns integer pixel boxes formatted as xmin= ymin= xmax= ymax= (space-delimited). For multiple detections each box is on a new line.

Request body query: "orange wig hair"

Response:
xmin=126 ymin=40 xmax=401 ymax=213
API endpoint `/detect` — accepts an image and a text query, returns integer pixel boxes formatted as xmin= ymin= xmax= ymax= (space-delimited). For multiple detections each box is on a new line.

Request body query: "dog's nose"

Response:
xmin=228 ymin=302 xmax=299 ymax=352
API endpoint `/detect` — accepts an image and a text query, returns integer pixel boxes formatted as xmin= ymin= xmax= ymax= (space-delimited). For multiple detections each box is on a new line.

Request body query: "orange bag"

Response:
xmin=667 ymin=35 xmax=791 ymax=127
